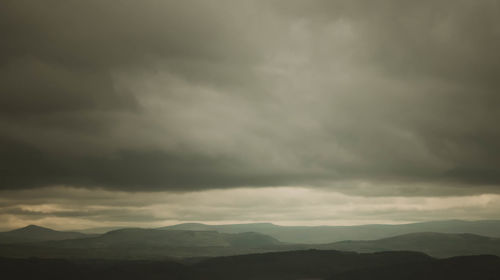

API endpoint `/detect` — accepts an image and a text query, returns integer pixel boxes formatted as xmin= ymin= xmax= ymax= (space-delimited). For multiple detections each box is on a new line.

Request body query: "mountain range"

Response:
xmin=159 ymin=219 xmax=500 ymax=243
xmin=2 ymin=221 xmax=500 ymax=259
xmin=0 ymin=227 xmax=285 ymax=259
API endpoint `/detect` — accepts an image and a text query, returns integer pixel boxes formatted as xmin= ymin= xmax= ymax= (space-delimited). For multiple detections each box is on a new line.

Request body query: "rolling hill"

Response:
xmin=63 ymin=228 xmax=281 ymax=248
xmin=0 ymin=228 xmax=285 ymax=259
xmin=158 ymin=220 xmax=500 ymax=243
xmin=318 ymin=232 xmax=500 ymax=258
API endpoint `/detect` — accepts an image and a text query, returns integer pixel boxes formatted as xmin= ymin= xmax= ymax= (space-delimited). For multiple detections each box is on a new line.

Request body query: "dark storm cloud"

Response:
xmin=0 ymin=139 xmax=317 ymax=190
xmin=1 ymin=0 xmax=500 ymax=194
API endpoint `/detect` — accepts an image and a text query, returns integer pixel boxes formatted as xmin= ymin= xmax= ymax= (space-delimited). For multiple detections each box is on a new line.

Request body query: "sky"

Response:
xmin=1 ymin=0 xmax=500 ymax=230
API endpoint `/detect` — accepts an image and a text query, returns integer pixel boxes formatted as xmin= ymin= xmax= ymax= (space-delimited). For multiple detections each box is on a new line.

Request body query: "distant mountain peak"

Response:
xmin=11 ymin=224 xmax=55 ymax=233
xmin=0 ymin=224 xmax=89 ymax=244
xmin=25 ymin=224 xmax=49 ymax=229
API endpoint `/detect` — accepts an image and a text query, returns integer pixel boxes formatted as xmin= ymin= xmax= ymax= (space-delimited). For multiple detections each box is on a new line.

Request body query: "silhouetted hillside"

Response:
xmin=319 ymin=232 xmax=500 ymax=258
xmin=190 ymin=250 xmax=432 ymax=280
xmin=330 ymin=255 xmax=500 ymax=280
xmin=2 ymin=251 xmax=499 ymax=280
xmin=0 ymin=257 xmax=185 ymax=280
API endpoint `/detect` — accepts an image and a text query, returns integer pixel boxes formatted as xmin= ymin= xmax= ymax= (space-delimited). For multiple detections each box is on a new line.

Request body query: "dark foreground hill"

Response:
xmin=0 ymin=225 xmax=91 ymax=244
xmin=329 ymin=255 xmax=500 ymax=280
xmin=189 ymin=249 xmax=431 ymax=280
xmin=159 ymin=220 xmax=500 ymax=243
xmin=1 ymin=250 xmax=500 ymax=280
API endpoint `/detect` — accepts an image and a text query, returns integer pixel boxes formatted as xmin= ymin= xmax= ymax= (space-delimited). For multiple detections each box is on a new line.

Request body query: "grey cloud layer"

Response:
xmin=1 ymin=0 xmax=500 ymax=194
xmin=1 ymin=187 xmax=500 ymax=230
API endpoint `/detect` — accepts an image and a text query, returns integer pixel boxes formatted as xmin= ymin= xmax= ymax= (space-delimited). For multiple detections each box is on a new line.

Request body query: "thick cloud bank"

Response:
xmin=2 ymin=186 xmax=500 ymax=230
xmin=1 ymin=0 xmax=500 ymax=195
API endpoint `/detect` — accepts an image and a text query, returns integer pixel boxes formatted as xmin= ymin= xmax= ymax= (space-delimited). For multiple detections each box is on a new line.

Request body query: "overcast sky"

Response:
xmin=1 ymin=0 xmax=500 ymax=230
